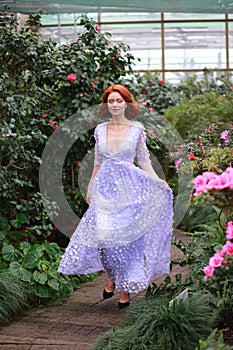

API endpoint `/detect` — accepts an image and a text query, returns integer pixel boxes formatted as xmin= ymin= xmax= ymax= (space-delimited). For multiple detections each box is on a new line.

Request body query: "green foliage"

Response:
xmin=92 ymin=293 xmax=217 ymax=350
xmin=185 ymin=124 xmax=233 ymax=176
xmin=0 ymin=270 xmax=32 ymax=325
xmin=196 ymin=329 xmax=233 ymax=350
xmin=164 ymin=92 xmax=233 ymax=137
xmin=176 ymin=69 xmax=233 ymax=100
xmin=124 ymin=71 xmax=180 ymax=115
xmin=0 ymin=225 xmax=95 ymax=305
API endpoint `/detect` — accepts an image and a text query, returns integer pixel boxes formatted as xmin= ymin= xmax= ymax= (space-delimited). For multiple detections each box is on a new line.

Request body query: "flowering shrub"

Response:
xmin=124 ymin=71 xmax=180 ymax=115
xmin=0 ymin=10 xmax=136 ymax=241
xmin=204 ymin=221 xmax=233 ymax=286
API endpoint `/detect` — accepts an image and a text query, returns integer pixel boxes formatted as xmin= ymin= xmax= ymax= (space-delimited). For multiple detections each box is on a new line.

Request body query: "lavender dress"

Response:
xmin=58 ymin=121 xmax=173 ymax=293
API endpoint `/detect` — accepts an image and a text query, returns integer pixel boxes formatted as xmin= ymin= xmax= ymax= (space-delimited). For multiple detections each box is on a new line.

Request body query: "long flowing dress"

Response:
xmin=58 ymin=121 xmax=173 ymax=293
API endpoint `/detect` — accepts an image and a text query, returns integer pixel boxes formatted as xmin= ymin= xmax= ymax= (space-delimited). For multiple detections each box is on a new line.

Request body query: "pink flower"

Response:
xmin=49 ymin=121 xmax=54 ymax=126
xmin=67 ymin=73 xmax=77 ymax=82
xmin=203 ymin=265 xmax=215 ymax=279
xmin=226 ymin=221 xmax=233 ymax=240
xmin=79 ymin=93 xmax=84 ymax=97
xmin=209 ymin=253 xmax=224 ymax=268
xmin=220 ymin=130 xmax=229 ymax=140
xmin=220 ymin=241 xmax=233 ymax=256
xmin=188 ymin=153 xmax=195 ymax=160
xmin=95 ymin=25 xmax=101 ymax=31
xmin=52 ymin=125 xmax=59 ymax=130
xmin=212 ymin=172 xmax=230 ymax=190
xmin=42 ymin=113 xmax=47 ymax=118
xmin=175 ymin=157 xmax=183 ymax=170
xmin=77 ymin=162 xmax=81 ymax=167
xmin=92 ymin=84 xmax=96 ymax=89
xmin=193 ymin=175 xmax=206 ymax=188
xmin=148 ymin=129 xmax=154 ymax=134
xmin=117 ymin=51 xmax=121 ymax=56
xmin=159 ymin=79 xmax=164 ymax=84
xmin=149 ymin=107 xmax=155 ymax=112
xmin=226 ymin=167 xmax=233 ymax=189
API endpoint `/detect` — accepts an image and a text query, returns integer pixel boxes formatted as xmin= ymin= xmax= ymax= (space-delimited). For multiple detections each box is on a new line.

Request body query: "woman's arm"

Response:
xmin=86 ymin=165 xmax=100 ymax=205
xmin=140 ymin=162 xmax=170 ymax=188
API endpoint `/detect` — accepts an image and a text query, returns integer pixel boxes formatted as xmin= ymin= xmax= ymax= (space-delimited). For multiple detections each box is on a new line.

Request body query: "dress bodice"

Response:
xmin=94 ymin=121 xmax=151 ymax=167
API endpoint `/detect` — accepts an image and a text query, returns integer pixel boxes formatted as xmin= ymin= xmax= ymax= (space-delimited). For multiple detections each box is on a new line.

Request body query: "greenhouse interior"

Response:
xmin=1 ymin=1 xmax=233 ymax=349
xmin=2 ymin=0 xmax=233 ymax=81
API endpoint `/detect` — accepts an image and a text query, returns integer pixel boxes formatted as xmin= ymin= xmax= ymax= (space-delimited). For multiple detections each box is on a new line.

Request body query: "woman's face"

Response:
xmin=107 ymin=91 xmax=127 ymax=117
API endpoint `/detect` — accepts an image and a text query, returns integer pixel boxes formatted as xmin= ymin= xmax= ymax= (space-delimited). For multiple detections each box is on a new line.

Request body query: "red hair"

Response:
xmin=99 ymin=84 xmax=140 ymax=119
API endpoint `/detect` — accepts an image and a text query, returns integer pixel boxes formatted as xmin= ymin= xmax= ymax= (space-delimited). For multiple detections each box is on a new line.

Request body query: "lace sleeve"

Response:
xmin=93 ymin=127 xmax=102 ymax=166
xmin=136 ymin=129 xmax=151 ymax=167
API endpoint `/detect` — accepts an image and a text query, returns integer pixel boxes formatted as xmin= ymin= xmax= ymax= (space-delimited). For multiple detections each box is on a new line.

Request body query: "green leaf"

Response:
xmin=33 ymin=270 xmax=47 ymax=285
xmin=2 ymin=244 xmax=20 ymax=262
xmin=34 ymin=284 xmax=50 ymax=298
xmin=10 ymin=262 xmax=32 ymax=282
xmin=22 ymin=245 xmax=44 ymax=269
xmin=43 ymin=241 xmax=60 ymax=258
xmin=48 ymin=278 xmax=60 ymax=291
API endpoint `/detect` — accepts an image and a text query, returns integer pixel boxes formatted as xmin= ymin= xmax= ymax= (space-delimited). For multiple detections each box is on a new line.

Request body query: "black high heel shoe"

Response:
xmin=118 ymin=293 xmax=130 ymax=309
xmin=103 ymin=283 xmax=115 ymax=299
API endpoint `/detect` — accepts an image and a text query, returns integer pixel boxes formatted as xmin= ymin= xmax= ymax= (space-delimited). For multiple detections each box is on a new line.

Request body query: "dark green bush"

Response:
xmin=0 ymin=271 xmax=32 ymax=325
xmin=164 ymin=91 xmax=233 ymax=137
xmin=92 ymin=293 xmax=217 ymax=350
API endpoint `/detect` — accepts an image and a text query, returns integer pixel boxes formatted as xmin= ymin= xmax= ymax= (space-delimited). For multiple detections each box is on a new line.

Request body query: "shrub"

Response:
xmin=164 ymin=92 xmax=233 ymax=137
xmin=0 ymin=271 xmax=32 ymax=325
xmin=92 ymin=293 xmax=217 ymax=350
xmin=0 ymin=9 xmax=136 ymax=241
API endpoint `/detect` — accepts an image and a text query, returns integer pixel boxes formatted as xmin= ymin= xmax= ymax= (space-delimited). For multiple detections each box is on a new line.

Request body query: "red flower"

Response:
xmin=53 ymin=125 xmax=59 ymax=130
xmin=67 ymin=73 xmax=77 ymax=82
xmin=84 ymin=93 xmax=89 ymax=97
xmin=92 ymin=84 xmax=97 ymax=89
xmin=213 ymin=166 xmax=217 ymax=171
xmin=188 ymin=153 xmax=196 ymax=160
xmin=159 ymin=79 xmax=164 ymax=84
xmin=42 ymin=114 xmax=47 ymax=118
xmin=49 ymin=121 xmax=54 ymax=125
xmin=95 ymin=25 xmax=101 ymax=31
xmin=77 ymin=162 xmax=81 ymax=167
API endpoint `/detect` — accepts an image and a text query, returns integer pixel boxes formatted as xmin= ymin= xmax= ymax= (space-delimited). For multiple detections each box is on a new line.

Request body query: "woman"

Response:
xmin=58 ymin=84 xmax=173 ymax=309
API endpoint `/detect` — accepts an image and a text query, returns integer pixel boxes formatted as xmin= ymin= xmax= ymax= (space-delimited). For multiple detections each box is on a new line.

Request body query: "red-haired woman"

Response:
xmin=58 ymin=84 xmax=173 ymax=309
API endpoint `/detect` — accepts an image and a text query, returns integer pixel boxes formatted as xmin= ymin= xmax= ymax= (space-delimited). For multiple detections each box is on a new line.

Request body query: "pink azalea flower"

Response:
xmin=212 ymin=172 xmax=230 ymax=190
xmin=226 ymin=167 xmax=233 ymax=189
xmin=209 ymin=253 xmax=224 ymax=268
xmin=220 ymin=130 xmax=229 ymax=140
xmin=148 ymin=129 xmax=154 ymax=134
xmin=220 ymin=241 xmax=233 ymax=256
xmin=203 ymin=265 xmax=215 ymax=279
xmin=226 ymin=221 xmax=233 ymax=240
xmin=193 ymin=175 xmax=206 ymax=189
xmin=117 ymin=51 xmax=121 ymax=56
